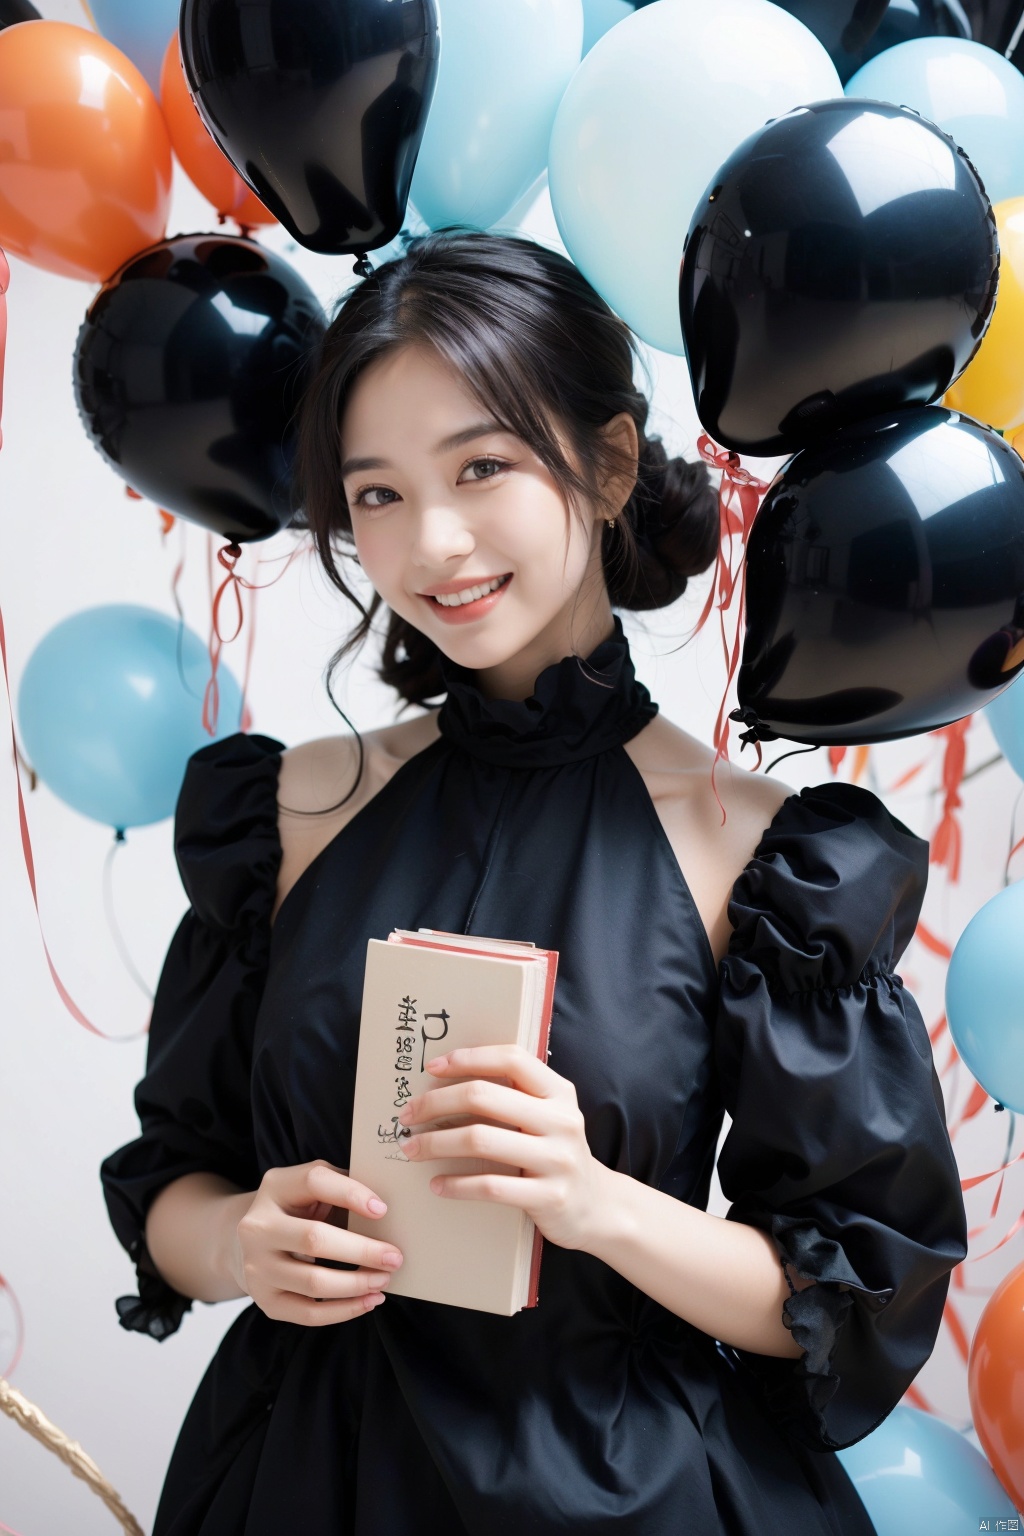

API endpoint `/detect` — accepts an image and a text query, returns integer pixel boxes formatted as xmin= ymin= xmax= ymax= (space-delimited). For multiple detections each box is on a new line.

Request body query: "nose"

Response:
xmin=409 ymin=499 xmax=475 ymax=571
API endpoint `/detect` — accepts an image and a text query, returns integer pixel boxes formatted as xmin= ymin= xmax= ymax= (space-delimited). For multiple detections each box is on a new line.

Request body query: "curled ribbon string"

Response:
xmin=1 ymin=607 xmax=148 ymax=1043
xmin=930 ymin=717 xmax=971 ymax=883
xmin=693 ymin=435 xmax=771 ymax=820
xmin=0 ymin=257 xmax=145 ymax=1042
xmin=0 ymin=1272 xmax=23 ymax=1380
xmin=203 ymin=538 xmax=305 ymax=736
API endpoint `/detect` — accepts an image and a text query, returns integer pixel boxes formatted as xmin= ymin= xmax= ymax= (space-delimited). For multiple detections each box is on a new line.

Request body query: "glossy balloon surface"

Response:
xmin=549 ymin=0 xmax=842 ymax=355
xmin=736 ymin=408 xmax=1024 ymax=745
xmin=74 ymin=235 xmax=325 ymax=542
xmin=773 ymin=1 xmax=890 ymax=81
xmin=0 ymin=20 xmax=172 ymax=282
xmin=946 ymin=198 xmax=1024 ymax=429
xmin=159 ymin=35 xmax=273 ymax=227
xmin=947 ymin=879 xmax=1024 ymax=1112
xmin=837 ymin=1405 xmax=1017 ymax=1531
xmin=680 ymin=100 xmax=998 ymax=456
xmin=410 ymin=0 xmax=582 ymax=232
xmin=17 ymin=605 xmax=242 ymax=829
xmin=180 ymin=0 xmax=440 ymax=256
xmin=832 ymin=0 xmax=971 ymax=80
xmin=847 ymin=37 xmax=1024 ymax=206
xmin=969 ymin=1263 xmax=1024 ymax=1511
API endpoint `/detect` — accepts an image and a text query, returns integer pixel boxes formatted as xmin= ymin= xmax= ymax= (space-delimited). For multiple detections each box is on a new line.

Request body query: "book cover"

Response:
xmin=347 ymin=934 xmax=556 ymax=1315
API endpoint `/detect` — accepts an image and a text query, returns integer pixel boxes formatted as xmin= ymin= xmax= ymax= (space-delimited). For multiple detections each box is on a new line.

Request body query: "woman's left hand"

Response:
xmin=397 ymin=1045 xmax=613 ymax=1253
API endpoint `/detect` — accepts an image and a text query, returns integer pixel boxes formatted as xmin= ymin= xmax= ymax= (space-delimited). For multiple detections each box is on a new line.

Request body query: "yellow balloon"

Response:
xmin=946 ymin=197 xmax=1024 ymax=430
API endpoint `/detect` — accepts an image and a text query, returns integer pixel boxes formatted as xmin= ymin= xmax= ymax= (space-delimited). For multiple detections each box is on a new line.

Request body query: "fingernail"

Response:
xmin=365 ymin=1292 xmax=386 ymax=1308
xmin=367 ymin=1197 xmax=387 ymax=1214
xmin=381 ymin=1251 xmax=403 ymax=1268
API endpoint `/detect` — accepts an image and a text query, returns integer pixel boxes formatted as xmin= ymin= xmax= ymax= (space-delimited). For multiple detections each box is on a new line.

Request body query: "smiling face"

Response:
xmin=339 ymin=343 xmax=633 ymax=699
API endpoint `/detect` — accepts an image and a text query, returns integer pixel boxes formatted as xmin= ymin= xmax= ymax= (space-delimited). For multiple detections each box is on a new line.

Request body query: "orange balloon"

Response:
xmin=968 ymin=1260 xmax=1024 ymax=1510
xmin=159 ymin=35 xmax=273 ymax=228
xmin=0 ymin=21 xmax=172 ymax=282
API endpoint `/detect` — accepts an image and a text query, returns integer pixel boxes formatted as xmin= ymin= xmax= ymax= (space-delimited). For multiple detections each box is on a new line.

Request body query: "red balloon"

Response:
xmin=0 ymin=21 xmax=171 ymax=281
xmin=968 ymin=1260 xmax=1024 ymax=1510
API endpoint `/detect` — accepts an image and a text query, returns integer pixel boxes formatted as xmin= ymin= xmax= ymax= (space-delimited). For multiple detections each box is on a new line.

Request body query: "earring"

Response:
xmin=606 ymin=517 xmax=617 ymax=530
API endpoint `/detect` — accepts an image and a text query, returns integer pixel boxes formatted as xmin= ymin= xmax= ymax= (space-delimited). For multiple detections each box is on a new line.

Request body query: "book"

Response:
xmin=346 ymin=929 xmax=558 ymax=1315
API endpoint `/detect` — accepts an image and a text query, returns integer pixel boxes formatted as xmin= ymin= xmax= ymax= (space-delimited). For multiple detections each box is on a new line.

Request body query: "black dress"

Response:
xmin=100 ymin=619 xmax=968 ymax=1536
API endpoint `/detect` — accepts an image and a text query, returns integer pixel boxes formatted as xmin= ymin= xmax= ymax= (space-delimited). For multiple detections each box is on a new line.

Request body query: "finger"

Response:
xmin=428 ymin=1045 xmax=562 ymax=1099
xmin=269 ymin=1256 xmax=396 ymax=1301
xmin=400 ymin=1079 xmax=554 ymax=1135
xmin=268 ymin=1290 xmax=388 ymax=1327
xmin=269 ymin=1213 xmax=404 ymax=1273
xmin=429 ymin=1172 xmax=535 ymax=1206
xmin=404 ymin=1123 xmax=552 ymax=1174
xmin=268 ymin=1160 xmax=390 ymax=1220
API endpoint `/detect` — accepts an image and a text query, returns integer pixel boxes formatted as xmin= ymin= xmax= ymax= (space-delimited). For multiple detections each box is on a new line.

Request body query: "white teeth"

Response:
xmin=432 ymin=576 xmax=506 ymax=607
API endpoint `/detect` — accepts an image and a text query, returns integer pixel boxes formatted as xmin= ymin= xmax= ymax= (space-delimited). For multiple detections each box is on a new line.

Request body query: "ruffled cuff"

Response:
xmin=732 ymin=1217 xmax=895 ymax=1452
xmin=115 ymin=1234 xmax=193 ymax=1342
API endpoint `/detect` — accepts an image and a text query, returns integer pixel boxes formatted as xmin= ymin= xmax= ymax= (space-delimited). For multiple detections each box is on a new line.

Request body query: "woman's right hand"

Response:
xmin=231 ymin=1159 xmax=404 ymax=1326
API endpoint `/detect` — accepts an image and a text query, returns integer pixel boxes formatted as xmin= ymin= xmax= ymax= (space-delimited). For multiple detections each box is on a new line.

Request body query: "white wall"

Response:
xmin=0 ymin=16 xmax=1020 ymax=1533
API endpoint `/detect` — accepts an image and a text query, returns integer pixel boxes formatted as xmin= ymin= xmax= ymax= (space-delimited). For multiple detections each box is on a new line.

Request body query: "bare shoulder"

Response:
xmin=272 ymin=710 xmax=441 ymax=923
xmin=623 ymin=712 xmax=795 ymax=966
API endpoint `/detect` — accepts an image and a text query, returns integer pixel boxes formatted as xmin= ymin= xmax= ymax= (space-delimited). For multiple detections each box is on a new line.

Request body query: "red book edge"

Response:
xmin=387 ymin=931 xmax=559 ymax=1310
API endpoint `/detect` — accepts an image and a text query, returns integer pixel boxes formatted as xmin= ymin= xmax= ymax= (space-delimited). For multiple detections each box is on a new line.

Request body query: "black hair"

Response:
xmin=293 ymin=227 xmax=719 ymax=708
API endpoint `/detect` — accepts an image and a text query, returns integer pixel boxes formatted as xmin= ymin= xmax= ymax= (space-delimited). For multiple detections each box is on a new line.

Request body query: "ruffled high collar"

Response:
xmin=436 ymin=616 xmax=658 ymax=767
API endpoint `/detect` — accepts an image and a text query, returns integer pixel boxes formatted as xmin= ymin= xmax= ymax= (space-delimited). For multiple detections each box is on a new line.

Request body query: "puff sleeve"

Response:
xmin=99 ymin=732 xmax=284 ymax=1341
xmin=714 ymin=781 xmax=968 ymax=1452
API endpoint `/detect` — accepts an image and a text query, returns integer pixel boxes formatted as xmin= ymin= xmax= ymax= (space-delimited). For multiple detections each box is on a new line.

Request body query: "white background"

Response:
xmin=0 ymin=5 xmax=1022 ymax=1531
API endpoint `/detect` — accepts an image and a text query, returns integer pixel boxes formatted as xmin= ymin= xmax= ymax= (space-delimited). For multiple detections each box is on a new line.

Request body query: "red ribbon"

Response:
xmin=693 ymin=435 xmax=771 ymax=819
xmin=929 ymin=717 xmax=971 ymax=883
xmin=203 ymin=536 xmax=304 ymax=736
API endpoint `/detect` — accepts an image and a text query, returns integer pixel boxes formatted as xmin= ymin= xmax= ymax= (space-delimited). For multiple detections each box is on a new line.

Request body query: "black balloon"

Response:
xmin=773 ymin=2 xmax=890 ymax=81
xmin=74 ymin=234 xmax=326 ymax=543
xmin=820 ymin=0 xmax=971 ymax=80
xmin=973 ymin=0 xmax=1023 ymax=49
xmin=733 ymin=407 xmax=1024 ymax=748
xmin=0 ymin=0 xmax=40 ymax=27
xmin=856 ymin=0 xmax=972 ymax=65
xmin=180 ymin=0 xmax=440 ymax=257
xmin=680 ymin=100 xmax=998 ymax=458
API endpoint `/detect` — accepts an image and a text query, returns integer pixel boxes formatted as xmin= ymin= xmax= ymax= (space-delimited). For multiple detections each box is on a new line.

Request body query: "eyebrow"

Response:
xmin=339 ymin=421 xmax=508 ymax=478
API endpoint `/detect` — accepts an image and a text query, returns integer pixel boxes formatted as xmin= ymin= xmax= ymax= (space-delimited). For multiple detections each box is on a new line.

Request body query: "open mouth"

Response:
xmin=421 ymin=573 xmax=513 ymax=621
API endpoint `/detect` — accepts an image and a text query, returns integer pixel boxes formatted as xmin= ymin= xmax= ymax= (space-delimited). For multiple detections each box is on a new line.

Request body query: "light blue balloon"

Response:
xmin=17 ymin=605 xmax=243 ymax=831
xmin=837 ymin=1406 xmax=1017 ymax=1535
xmin=983 ymin=675 xmax=1024 ymax=780
xmin=582 ymin=0 xmax=632 ymax=55
xmin=946 ymin=879 xmax=1024 ymax=1114
xmin=846 ymin=38 xmax=1024 ymax=205
xmin=410 ymin=0 xmax=583 ymax=233
xmin=87 ymin=0 xmax=180 ymax=95
xmin=548 ymin=0 xmax=842 ymax=354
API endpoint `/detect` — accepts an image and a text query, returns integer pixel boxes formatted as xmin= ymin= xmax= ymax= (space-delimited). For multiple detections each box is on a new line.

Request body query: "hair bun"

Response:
xmin=606 ymin=436 xmax=719 ymax=611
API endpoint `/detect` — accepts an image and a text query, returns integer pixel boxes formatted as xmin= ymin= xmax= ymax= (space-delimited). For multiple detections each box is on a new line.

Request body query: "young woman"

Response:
xmin=101 ymin=230 xmax=968 ymax=1536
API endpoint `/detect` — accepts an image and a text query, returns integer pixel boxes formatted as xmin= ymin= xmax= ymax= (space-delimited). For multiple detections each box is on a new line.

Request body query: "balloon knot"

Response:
xmin=729 ymin=704 xmax=769 ymax=747
xmin=352 ymin=254 xmax=375 ymax=279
